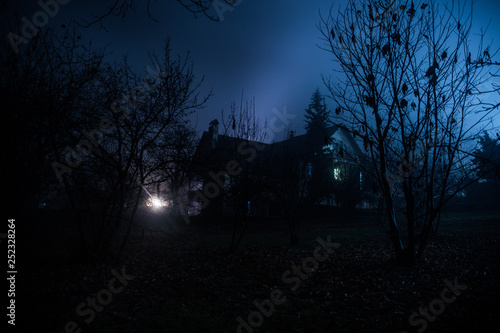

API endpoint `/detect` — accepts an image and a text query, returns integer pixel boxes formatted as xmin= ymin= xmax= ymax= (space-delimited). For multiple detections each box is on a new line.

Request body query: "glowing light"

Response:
xmin=146 ymin=197 xmax=168 ymax=209
xmin=334 ymin=167 xmax=341 ymax=180
xmin=152 ymin=197 xmax=162 ymax=208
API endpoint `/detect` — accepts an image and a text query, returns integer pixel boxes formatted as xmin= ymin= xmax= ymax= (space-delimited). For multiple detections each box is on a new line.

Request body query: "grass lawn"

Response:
xmin=19 ymin=209 xmax=500 ymax=332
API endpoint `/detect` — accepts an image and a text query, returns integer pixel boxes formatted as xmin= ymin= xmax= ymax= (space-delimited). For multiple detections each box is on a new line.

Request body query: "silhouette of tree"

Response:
xmin=0 ymin=24 xmax=105 ymax=214
xmin=462 ymin=132 xmax=500 ymax=211
xmin=331 ymin=161 xmax=363 ymax=210
xmin=220 ymin=94 xmax=268 ymax=252
xmin=265 ymin=141 xmax=313 ymax=245
xmin=304 ymin=88 xmax=330 ymax=139
xmin=319 ymin=0 xmax=498 ymax=264
xmin=0 ymin=22 xmax=210 ymax=262
xmin=472 ymin=132 xmax=500 ymax=180
xmin=149 ymin=121 xmax=199 ymax=217
xmin=80 ymin=0 xmax=240 ymax=28
xmin=304 ymin=89 xmax=335 ymax=204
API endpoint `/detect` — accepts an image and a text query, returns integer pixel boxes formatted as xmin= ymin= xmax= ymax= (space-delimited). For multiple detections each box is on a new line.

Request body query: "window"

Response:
xmin=307 ymin=162 xmax=313 ymax=176
xmin=334 ymin=167 xmax=341 ymax=180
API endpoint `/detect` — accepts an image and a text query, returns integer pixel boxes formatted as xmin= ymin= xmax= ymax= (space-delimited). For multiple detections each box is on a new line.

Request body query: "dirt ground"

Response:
xmin=16 ymin=210 xmax=500 ymax=333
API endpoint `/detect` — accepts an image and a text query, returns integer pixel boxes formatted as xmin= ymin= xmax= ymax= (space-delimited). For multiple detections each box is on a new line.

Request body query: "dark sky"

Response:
xmin=4 ymin=0 xmax=500 ymax=139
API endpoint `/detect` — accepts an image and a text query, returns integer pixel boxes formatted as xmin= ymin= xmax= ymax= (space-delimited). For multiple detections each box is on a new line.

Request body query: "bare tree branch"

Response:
xmin=78 ymin=0 xmax=239 ymax=29
xmin=319 ymin=0 xmax=498 ymax=264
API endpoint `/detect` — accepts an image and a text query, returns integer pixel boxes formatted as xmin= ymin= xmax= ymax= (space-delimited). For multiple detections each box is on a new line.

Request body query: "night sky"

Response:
xmin=4 ymin=0 xmax=500 ymax=138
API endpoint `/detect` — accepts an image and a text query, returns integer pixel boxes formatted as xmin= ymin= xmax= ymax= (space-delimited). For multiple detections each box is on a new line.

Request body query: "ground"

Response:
xmin=18 ymin=210 xmax=500 ymax=333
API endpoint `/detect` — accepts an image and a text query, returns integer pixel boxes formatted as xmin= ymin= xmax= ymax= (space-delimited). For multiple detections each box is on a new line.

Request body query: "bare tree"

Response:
xmin=148 ymin=122 xmax=199 ymax=218
xmin=26 ymin=33 xmax=210 ymax=262
xmin=265 ymin=139 xmax=314 ymax=245
xmin=331 ymin=160 xmax=363 ymax=210
xmin=320 ymin=0 xmax=499 ymax=263
xmin=0 ymin=23 xmax=105 ymax=216
xmin=220 ymin=94 xmax=268 ymax=252
xmin=102 ymin=40 xmax=210 ymax=261
xmin=79 ymin=0 xmax=239 ymax=28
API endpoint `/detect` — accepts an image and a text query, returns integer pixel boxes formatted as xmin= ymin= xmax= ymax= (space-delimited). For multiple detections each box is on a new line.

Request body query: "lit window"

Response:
xmin=334 ymin=167 xmax=341 ymax=180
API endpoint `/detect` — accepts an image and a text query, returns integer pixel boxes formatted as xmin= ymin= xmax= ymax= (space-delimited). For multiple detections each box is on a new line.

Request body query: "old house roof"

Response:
xmin=191 ymin=120 xmax=364 ymax=176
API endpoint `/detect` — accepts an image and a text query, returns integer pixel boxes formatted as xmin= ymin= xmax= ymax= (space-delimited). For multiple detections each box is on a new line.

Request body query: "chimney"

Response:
xmin=289 ymin=130 xmax=295 ymax=139
xmin=208 ymin=119 xmax=219 ymax=149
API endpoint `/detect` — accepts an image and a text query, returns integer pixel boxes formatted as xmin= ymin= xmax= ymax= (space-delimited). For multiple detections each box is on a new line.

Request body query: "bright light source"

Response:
xmin=152 ymin=197 xmax=162 ymax=208
xmin=146 ymin=197 xmax=167 ymax=209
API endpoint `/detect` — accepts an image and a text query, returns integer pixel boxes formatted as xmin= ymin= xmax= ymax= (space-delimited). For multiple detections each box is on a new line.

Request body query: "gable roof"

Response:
xmin=191 ymin=122 xmax=364 ymax=175
xmin=329 ymin=126 xmax=364 ymax=157
xmin=190 ymin=129 xmax=268 ymax=176
xmin=268 ymin=125 xmax=364 ymax=158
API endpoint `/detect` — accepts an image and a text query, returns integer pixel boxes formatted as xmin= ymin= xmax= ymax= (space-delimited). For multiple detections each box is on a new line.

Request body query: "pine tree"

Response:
xmin=473 ymin=132 xmax=500 ymax=180
xmin=303 ymin=89 xmax=334 ymax=203
xmin=304 ymin=88 xmax=330 ymax=138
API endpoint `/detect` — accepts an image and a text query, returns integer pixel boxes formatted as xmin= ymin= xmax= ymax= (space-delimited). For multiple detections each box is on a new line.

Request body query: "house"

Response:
xmin=187 ymin=119 xmax=366 ymax=217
